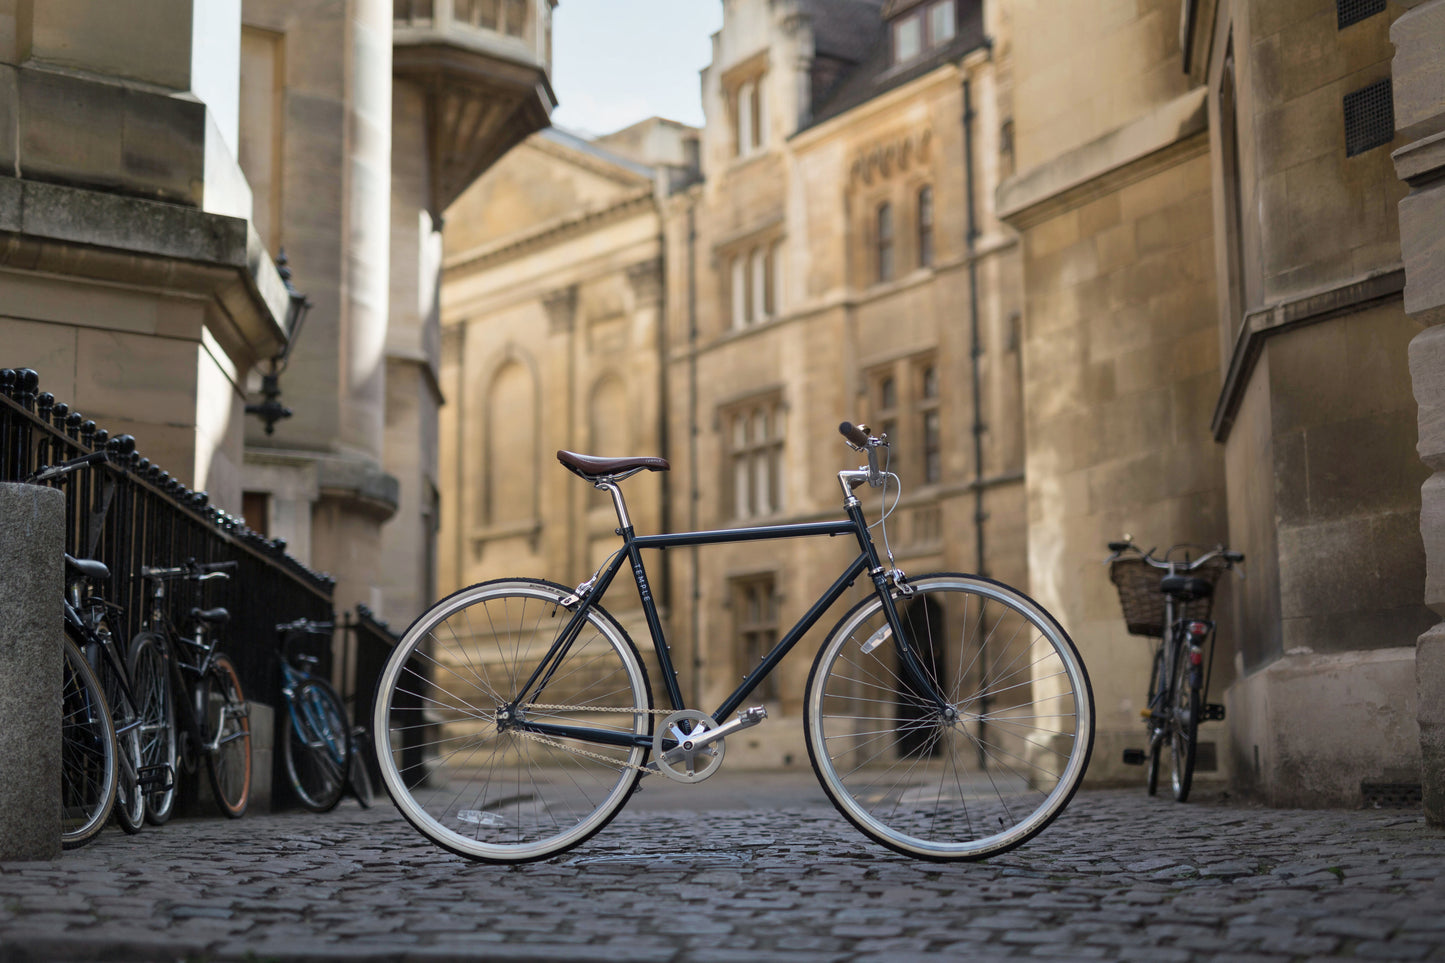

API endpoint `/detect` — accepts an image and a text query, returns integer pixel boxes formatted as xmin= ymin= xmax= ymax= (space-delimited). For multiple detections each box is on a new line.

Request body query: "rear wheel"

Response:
xmin=200 ymin=654 xmax=251 ymax=818
xmin=1169 ymin=646 xmax=1199 ymax=802
xmin=805 ymin=573 xmax=1094 ymax=861
xmin=283 ymin=679 xmax=351 ymax=812
xmin=1145 ymin=647 xmax=1166 ymax=797
xmin=60 ymin=636 xmax=117 ymax=849
xmin=373 ymin=578 xmax=652 ymax=863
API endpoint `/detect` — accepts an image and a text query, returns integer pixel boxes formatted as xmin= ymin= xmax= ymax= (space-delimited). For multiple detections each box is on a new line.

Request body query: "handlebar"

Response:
xmin=140 ymin=558 xmax=237 ymax=581
xmin=25 ymin=450 xmax=109 ymax=485
xmin=1105 ymin=538 xmax=1244 ymax=573
xmin=838 ymin=421 xmax=889 ymax=491
xmin=276 ymin=618 xmax=334 ymax=635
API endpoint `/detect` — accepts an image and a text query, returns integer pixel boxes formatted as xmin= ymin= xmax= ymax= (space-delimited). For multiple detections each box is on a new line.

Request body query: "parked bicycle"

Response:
xmin=275 ymin=619 xmax=372 ymax=812
xmin=374 ymin=422 xmax=1095 ymax=863
xmin=131 ymin=559 xmax=251 ymax=821
xmin=1106 ymin=538 xmax=1243 ymax=801
xmin=30 ymin=448 xmax=164 ymax=848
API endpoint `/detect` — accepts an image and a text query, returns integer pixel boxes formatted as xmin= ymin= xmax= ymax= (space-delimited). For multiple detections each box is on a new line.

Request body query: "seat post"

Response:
xmin=598 ymin=478 xmax=633 ymax=530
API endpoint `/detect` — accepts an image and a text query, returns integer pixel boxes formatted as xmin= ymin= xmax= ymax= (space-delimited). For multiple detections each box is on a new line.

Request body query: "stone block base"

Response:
xmin=1226 ymin=647 xmax=1421 ymax=808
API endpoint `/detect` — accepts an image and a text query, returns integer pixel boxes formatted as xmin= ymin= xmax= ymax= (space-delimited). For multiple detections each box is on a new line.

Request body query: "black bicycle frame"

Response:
xmin=509 ymin=496 xmax=949 ymax=752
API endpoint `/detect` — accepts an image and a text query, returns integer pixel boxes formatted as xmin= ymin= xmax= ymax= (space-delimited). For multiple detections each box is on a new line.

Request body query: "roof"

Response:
xmin=804 ymin=0 xmax=987 ymax=130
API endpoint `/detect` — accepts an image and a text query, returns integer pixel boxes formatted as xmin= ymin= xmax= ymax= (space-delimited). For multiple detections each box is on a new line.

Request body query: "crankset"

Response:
xmin=649 ymin=706 xmax=768 ymax=784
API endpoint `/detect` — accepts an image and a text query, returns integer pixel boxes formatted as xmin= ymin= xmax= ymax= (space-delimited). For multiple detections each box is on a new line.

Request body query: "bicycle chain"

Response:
xmin=507 ymin=703 xmax=674 ymax=777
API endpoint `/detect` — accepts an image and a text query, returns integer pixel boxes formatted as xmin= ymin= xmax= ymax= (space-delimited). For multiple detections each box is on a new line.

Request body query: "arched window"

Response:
xmin=917 ymin=185 xmax=934 ymax=268
xmin=485 ymin=361 xmax=537 ymax=523
xmin=877 ymin=202 xmax=895 ymax=283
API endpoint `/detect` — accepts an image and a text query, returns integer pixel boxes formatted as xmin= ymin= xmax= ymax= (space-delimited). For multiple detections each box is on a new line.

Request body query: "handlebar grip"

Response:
xmin=1106 ymin=541 xmax=1132 ymax=553
xmin=196 ymin=560 xmax=239 ymax=573
xmin=839 ymin=422 xmax=870 ymax=448
xmin=1224 ymin=550 xmax=1245 ymax=563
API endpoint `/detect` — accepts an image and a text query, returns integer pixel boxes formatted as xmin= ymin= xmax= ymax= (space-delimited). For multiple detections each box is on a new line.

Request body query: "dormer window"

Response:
xmin=891 ymin=1 xmax=959 ymax=66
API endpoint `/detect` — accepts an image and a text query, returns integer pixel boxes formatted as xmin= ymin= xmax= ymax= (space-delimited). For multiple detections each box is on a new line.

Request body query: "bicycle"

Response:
xmin=30 ymin=448 xmax=163 ymax=847
xmin=373 ymin=422 xmax=1095 ymax=863
xmin=1106 ymin=538 xmax=1243 ymax=802
xmin=274 ymin=619 xmax=366 ymax=812
xmin=131 ymin=559 xmax=251 ymax=821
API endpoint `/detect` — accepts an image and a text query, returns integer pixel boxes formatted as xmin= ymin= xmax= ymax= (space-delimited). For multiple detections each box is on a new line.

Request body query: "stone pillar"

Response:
xmin=0 ymin=483 xmax=63 ymax=861
xmin=1391 ymin=0 xmax=1445 ymax=826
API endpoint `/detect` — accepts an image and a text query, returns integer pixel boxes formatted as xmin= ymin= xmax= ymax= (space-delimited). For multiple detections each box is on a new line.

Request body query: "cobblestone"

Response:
xmin=0 ymin=786 xmax=1442 ymax=961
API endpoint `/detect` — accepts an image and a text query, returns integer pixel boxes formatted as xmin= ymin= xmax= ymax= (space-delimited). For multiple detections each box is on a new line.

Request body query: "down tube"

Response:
xmin=714 ymin=552 xmax=871 ymax=721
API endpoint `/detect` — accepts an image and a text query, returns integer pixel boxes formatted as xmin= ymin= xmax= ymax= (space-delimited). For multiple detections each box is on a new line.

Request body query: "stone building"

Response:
xmin=441 ymin=0 xmax=1026 ymax=768
xmin=438 ymin=120 xmax=691 ymax=669
xmin=0 ymin=0 xmax=556 ymax=666
xmin=998 ymin=0 xmax=1440 ymax=813
xmin=442 ymin=0 xmax=1443 ymax=817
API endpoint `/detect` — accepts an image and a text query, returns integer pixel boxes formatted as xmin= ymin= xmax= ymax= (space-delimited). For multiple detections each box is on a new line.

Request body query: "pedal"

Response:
xmin=137 ymin=764 xmax=174 ymax=792
xmin=1203 ymin=703 xmax=1226 ymax=722
xmin=1121 ymin=748 xmax=1146 ymax=766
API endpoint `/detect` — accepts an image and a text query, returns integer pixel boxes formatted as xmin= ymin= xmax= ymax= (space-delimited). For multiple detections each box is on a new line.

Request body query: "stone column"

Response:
xmin=0 ymin=483 xmax=63 ymax=860
xmin=1391 ymin=0 xmax=1445 ymax=826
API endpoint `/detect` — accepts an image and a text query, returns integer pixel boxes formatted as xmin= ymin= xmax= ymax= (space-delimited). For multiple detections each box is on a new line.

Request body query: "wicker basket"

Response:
xmin=1108 ymin=557 xmax=1227 ymax=638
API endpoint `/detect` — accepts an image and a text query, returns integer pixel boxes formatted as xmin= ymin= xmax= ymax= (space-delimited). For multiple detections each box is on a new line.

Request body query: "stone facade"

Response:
xmin=441 ymin=0 xmax=1027 ymax=769
xmin=1001 ymin=0 xmax=1438 ymax=808
xmin=1391 ymin=0 xmax=1445 ymax=826
xmin=0 ymin=0 xmax=555 ymax=679
xmin=440 ymin=0 xmax=1442 ymax=811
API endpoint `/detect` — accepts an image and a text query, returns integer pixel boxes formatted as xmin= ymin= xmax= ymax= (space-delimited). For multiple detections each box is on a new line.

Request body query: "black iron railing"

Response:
xmin=0 ymin=368 xmax=335 ymax=708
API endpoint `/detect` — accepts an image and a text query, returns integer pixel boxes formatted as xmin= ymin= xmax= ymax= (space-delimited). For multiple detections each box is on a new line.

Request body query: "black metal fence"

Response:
xmin=0 ymin=368 xmax=335 ymax=709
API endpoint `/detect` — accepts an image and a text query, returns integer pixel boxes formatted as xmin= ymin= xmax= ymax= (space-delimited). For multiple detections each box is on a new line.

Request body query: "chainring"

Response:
xmin=653 ymin=709 xmax=725 ymax=784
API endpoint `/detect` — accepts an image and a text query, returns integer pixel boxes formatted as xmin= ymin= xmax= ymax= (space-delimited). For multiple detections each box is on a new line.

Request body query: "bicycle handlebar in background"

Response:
xmin=25 ymin=449 xmax=109 ymax=485
xmin=1104 ymin=538 xmax=1244 ymax=571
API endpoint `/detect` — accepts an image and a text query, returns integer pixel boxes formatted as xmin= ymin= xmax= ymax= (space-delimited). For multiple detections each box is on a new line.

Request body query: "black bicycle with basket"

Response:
xmin=1105 ymin=538 xmax=1243 ymax=801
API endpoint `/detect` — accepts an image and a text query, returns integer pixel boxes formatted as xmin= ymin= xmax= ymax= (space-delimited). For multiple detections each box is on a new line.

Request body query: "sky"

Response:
xmin=549 ymin=0 xmax=724 ymax=137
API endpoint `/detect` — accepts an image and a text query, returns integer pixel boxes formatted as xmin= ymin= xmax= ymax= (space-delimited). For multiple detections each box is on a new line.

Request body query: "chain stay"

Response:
xmin=507 ymin=702 xmax=670 ymax=776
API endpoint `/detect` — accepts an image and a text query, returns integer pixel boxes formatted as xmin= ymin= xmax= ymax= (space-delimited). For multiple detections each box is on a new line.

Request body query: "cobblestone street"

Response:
xmin=1 ymin=775 xmax=1442 ymax=962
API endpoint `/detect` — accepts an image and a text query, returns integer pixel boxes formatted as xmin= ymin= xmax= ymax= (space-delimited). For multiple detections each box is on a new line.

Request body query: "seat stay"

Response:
xmin=509 ymin=547 xmax=633 ymax=710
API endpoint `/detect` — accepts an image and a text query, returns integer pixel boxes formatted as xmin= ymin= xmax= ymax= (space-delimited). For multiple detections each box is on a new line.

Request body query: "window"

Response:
xmin=929 ymin=1 xmax=956 ymax=44
xmin=919 ymin=363 xmax=941 ymax=484
xmin=242 ymin=491 xmax=270 ymax=536
xmin=893 ymin=16 xmax=922 ymax=63
xmin=877 ymin=202 xmax=895 ymax=283
xmin=727 ymin=240 xmax=781 ymax=329
xmin=869 ymin=355 xmax=940 ymax=484
xmin=732 ymin=574 xmax=780 ymax=702
xmin=732 ymin=76 xmax=768 ymax=157
xmin=917 ymin=185 xmax=934 ymax=268
xmin=892 ymin=1 xmax=958 ymax=66
xmin=724 ymin=398 xmax=785 ymax=519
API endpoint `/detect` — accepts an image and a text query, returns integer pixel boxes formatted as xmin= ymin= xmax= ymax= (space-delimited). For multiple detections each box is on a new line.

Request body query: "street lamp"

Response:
xmin=246 ymin=250 xmax=313 ymax=435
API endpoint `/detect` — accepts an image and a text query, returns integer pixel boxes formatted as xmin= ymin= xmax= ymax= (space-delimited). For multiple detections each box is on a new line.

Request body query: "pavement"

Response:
xmin=1 ymin=771 xmax=1443 ymax=962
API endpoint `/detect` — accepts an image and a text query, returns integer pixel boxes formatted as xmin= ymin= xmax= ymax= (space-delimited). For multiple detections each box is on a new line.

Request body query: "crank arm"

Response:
xmin=659 ymin=706 xmax=767 ymax=764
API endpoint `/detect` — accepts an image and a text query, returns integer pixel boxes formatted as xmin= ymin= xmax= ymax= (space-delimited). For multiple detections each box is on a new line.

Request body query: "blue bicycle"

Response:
xmin=275 ymin=620 xmax=354 ymax=812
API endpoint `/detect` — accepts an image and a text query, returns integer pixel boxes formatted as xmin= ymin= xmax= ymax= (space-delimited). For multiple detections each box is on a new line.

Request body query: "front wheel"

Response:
xmin=200 ymin=654 xmax=251 ymax=818
xmin=60 ymin=636 xmax=117 ymax=849
xmin=373 ymin=578 xmax=653 ymax=863
xmin=283 ymin=678 xmax=351 ymax=812
xmin=805 ymin=573 xmax=1094 ymax=861
xmin=128 ymin=633 xmax=177 ymax=826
